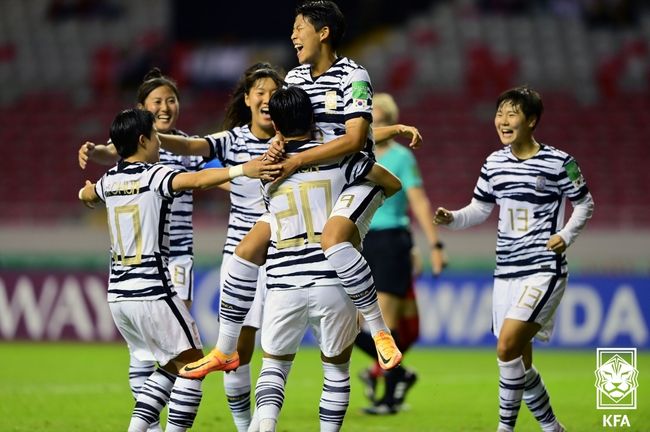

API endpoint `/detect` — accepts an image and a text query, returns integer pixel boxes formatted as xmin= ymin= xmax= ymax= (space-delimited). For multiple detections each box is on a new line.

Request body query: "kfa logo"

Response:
xmin=595 ymin=348 xmax=638 ymax=428
xmin=595 ymin=348 xmax=638 ymax=409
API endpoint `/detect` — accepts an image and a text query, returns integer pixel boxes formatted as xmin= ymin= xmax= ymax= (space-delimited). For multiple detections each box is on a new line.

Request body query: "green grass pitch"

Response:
xmin=0 ymin=343 xmax=648 ymax=431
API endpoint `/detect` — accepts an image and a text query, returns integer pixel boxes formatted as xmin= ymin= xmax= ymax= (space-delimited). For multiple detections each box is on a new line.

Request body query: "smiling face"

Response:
xmin=494 ymin=100 xmax=535 ymax=147
xmin=291 ymin=14 xmax=323 ymax=65
xmin=138 ymin=85 xmax=179 ymax=134
xmin=245 ymin=77 xmax=279 ymax=138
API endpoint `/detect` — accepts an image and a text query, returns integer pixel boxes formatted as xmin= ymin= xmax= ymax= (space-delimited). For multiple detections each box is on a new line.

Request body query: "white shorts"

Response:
xmin=330 ymin=181 xmax=384 ymax=244
xmin=169 ymin=255 xmax=194 ymax=301
xmin=220 ymin=253 xmax=266 ymax=329
xmin=109 ymin=295 xmax=203 ymax=366
xmin=492 ymin=274 xmax=567 ymax=342
xmin=261 ymin=285 xmax=359 ymax=358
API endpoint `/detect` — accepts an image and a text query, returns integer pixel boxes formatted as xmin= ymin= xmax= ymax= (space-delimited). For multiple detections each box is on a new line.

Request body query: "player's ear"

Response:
xmin=136 ymin=103 xmax=144 ymax=110
xmin=138 ymin=133 xmax=148 ymax=149
xmin=244 ymin=91 xmax=251 ymax=108
xmin=528 ymin=115 xmax=538 ymax=129
xmin=319 ymin=26 xmax=330 ymax=43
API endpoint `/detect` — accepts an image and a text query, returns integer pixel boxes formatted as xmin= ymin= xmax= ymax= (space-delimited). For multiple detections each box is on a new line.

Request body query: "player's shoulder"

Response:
xmin=286 ymin=64 xmax=311 ymax=82
xmin=337 ymin=56 xmax=366 ymax=71
xmin=485 ymin=147 xmax=510 ymax=163
xmin=539 ymin=143 xmax=571 ymax=160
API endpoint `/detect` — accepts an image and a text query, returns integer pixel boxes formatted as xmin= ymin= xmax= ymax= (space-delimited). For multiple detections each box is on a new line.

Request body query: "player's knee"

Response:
xmin=321 ymin=217 xmax=357 ymax=251
xmin=496 ymin=337 xmax=521 ymax=361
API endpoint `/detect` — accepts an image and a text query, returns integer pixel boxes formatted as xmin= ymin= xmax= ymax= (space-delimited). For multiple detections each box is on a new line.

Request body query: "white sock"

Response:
xmin=324 ymin=242 xmax=387 ymax=335
xmin=523 ymin=366 xmax=559 ymax=431
xmin=255 ymin=358 xmax=292 ymax=430
xmin=224 ymin=363 xmax=252 ymax=432
xmin=166 ymin=377 xmax=203 ymax=432
xmin=497 ymin=356 xmax=525 ymax=431
xmin=319 ymin=362 xmax=350 ymax=432
xmin=218 ymin=254 xmax=259 ymax=354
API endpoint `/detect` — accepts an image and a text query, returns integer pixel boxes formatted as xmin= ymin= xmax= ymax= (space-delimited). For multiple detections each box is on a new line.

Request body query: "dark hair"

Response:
xmin=110 ymin=109 xmax=155 ymax=158
xmin=296 ymin=1 xmax=346 ymax=50
xmin=496 ymin=85 xmax=544 ymax=129
xmin=268 ymin=87 xmax=313 ymax=137
xmin=136 ymin=67 xmax=180 ymax=105
xmin=222 ymin=62 xmax=285 ymax=130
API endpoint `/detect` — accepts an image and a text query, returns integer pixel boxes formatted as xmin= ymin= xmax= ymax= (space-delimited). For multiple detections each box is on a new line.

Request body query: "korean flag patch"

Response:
xmin=564 ymin=160 xmax=585 ymax=188
xmin=351 ymin=81 xmax=370 ymax=109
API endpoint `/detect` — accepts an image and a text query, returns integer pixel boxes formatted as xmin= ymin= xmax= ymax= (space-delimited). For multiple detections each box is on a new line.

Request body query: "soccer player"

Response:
xmin=434 ymin=86 xmax=593 ymax=432
xmin=155 ymin=62 xmax=285 ymax=432
xmin=77 ymin=109 xmax=280 ymax=432
xmin=77 ymin=68 xmax=205 ymax=432
xmin=253 ymin=86 xmax=400 ymax=432
xmin=355 ymin=93 xmax=446 ymax=414
xmin=181 ymin=0 xmax=419 ymax=380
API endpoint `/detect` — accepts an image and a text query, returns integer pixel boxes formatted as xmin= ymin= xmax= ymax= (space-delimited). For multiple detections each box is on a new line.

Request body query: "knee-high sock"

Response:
xmin=324 ymin=242 xmax=387 ymax=335
xmin=224 ymin=363 xmax=252 ymax=432
xmin=166 ymin=377 xmax=203 ymax=432
xmin=523 ymin=366 xmax=560 ymax=431
xmin=255 ymin=358 xmax=292 ymax=428
xmin=128 ymin=368 xmax=175 ymax=432
xmin=218 ymin=254 xmax=259 ymax=354
xmin=128 ymin=357 xmax=161 ymax=431
xmin=497 ymin=356 xmax=525 ymax=432
xmin=319 ymin=361 xmax=351 ymax=432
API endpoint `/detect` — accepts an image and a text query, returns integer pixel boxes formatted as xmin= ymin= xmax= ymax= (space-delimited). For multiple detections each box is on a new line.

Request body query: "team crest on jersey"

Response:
xmin=564 ymin=160 xmax=585 ymax=188
xmin=535 ymin=176 xmax=546 ymax=191
xmin=325 ymin=91 xmax=337 ymax=112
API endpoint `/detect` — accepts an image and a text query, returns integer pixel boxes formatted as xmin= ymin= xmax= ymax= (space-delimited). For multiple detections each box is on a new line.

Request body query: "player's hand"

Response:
xmin=271 ymin=155 xmax=301 ymax=186
xmin=264 ymin=133 xmax=286 ymax=162
xmin=430 ymin=247 xmax=446 ymax=276
xmin=546 ymin=234 xmax=567 ymax=255
xmin=78 ymin=141 xmax=96 ymax=169
xmin=397 ymin=124 xmax=423 ymax=149
xmin=79 ymin=180 xmax=96 ymax=209
xmin=433 ymin=207 xmax=453 ymax=225
xmin=242 ymin=157 xmax=282 ymax=181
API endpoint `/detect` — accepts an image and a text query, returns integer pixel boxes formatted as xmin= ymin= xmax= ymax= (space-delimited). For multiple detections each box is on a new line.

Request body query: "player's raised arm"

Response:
xmin=78 ymin=141 xmax=119 ymax=169
xmin=374 ymin=124 xmax=423 ymax=149
xmin=365 ymin=163 xmax=402 ymax=198
xmin=158 ymin=133 xmax=212 ymax=157
xmin=172 ymin=157 xmax=281 ymax=192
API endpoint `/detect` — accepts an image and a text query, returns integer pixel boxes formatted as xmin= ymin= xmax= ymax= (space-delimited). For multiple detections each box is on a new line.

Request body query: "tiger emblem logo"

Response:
xmin=595 ymin=354 xmax=639 ymax=403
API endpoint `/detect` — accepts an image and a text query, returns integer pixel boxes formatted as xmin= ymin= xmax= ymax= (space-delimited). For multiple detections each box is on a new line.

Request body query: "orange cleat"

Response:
xmin=180 ymin=348 xmax=240 ymax=379
xmin=373 ymin=330 xmax=402 ymax=370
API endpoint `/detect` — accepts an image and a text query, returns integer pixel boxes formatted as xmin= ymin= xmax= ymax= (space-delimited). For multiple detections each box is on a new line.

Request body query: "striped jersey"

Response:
xmin=204 ymin=125 xmax=270 ymax=256
xmin=284 ymin=57 xmax=375 ymax=156
xmin=94 ymin=161 xmax=180 ymax=302
xmin=263 ymin=138 xmax=373 ymax=289
xmin=158 ymin=130 xmax=205 ymax=259
xmin=109 ymin=129 xmax=204 ymax=260
xmin=473 ymin=144 xmax=590 ymax=278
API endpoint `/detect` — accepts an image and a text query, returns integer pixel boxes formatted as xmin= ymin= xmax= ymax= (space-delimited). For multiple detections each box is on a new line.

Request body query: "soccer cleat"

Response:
xmin=393 ymin=369 xmax=418 ymax=408
xmin=363 ymin=402 xmax=399 ymax=415
xmin=373 ymin=330 xmax=402 ymax=370
xmin=179 ymin=348 xmax=240 ymax=379
xmin=358 ymin=368 xmax=378 ymax=402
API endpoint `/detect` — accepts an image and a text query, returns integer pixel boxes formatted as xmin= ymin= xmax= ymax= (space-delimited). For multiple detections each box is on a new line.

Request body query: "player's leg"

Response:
xmin=181 ymin=220 xmax=270 ymax=379
xmin=311 ymin=283 xmax=359 ymax=431
xmin=255 ymin=287 xmax=308 ymax=432
xmin=128 ymin=356 xmax=160 ymax=431
xmin=322 ymin=182 xmax=401 ymax=370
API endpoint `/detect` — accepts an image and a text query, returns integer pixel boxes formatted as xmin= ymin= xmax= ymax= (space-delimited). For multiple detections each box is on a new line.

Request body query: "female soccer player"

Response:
xmin=434 ymin=86 xmax=593 ymax=432
xmin=78 ymin=68 xmax=205 ymax=432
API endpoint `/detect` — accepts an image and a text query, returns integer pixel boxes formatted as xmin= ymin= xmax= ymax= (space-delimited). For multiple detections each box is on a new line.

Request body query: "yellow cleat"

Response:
xmin=180 ymin=348 xmax=240 ymax=379
xmin=373 ymin=330 xmax=402 ymax=370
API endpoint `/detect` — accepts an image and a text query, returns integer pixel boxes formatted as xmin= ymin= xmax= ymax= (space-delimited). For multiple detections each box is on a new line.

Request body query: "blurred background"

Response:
xmin=0 ymin=0 xmax=648 ymax=349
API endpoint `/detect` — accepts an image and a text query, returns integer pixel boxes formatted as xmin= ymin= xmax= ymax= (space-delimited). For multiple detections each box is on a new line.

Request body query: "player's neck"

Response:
xmin=511 ymin=138 xmax=540 ymax=160
xmin=310 ymin=49 xmax=337 ymax=77
xmin=250 ymin=123 xmax=274 ymax=140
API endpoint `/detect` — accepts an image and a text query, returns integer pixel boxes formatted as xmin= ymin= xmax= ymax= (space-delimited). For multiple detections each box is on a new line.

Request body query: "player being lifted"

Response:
xmin=77 ymin=109 xmax=280 ymax=432
xmin=435 ymin=86 xmax=593 ymax=432
xmin=255 ymin=86 xmax=400 ymax=432
xmin=181 ymin=0 xmax=421 ymax=380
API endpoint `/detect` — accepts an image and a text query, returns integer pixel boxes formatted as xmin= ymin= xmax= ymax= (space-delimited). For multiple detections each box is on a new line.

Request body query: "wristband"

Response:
xmin=432 ymin=241 xmax=444 ymax=250
xmin=78 ymin=187 xmax=85 ymax=201
xmin=229 ymin=164 xmax=244 ymax=179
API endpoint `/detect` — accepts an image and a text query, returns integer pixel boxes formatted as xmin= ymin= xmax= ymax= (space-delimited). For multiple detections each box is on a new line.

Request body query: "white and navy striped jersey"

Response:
xmin=474 ymin=144 xmax=590 ymax=278
xmin=95 ymin=161 xmax=181 ymax=302
xmin=204 ymin=125 xmax=269 ymax=256
xmin=109 ymin=130 xmax=204 ymax=261
xmin=158 ymin=130 xmax=204 ymax=259
xmin=285 ymin=57 xmax=375 ymax=156
xmin=263 ymin=138 xmax=373 ymax=289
